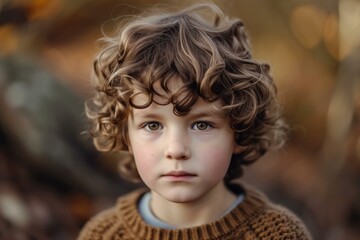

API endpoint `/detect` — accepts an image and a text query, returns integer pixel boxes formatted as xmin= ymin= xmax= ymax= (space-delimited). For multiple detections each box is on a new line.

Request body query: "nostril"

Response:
xmin=165 ymin=151 xmax=190 ymax=160
xmin=164 ymin=132 xmax=190 ymax=160
xmin=165 ymin=143 xmax=190 ymax=160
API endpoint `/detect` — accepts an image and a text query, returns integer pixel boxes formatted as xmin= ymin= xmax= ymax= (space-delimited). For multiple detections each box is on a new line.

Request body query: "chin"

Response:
xmin=160 ymin=190 xmax=202 ymax=203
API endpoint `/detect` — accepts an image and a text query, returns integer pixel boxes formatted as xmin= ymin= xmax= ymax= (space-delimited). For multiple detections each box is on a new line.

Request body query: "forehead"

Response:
xmin=131 ymin=77 xmax=185 ymax=106
xmin=129 ymin=75 xmax=226 ymax=117
xmin=131 ymin=97 xmax=224 ymax=117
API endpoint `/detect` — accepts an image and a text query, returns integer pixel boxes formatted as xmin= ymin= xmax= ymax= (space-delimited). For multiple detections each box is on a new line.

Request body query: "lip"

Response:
xmin=162 ymin=171 xmax=197 ymax=177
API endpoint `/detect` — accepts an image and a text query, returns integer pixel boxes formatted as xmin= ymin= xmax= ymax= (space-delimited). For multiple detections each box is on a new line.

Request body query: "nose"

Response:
xmin=164 ymin=130 xmax=190 ymax=160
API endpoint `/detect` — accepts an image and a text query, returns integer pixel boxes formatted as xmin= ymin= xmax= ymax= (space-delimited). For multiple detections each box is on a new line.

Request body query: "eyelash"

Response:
xmin=143 ymin=122 xmax=162 ymax=131
xmin=142 ymin=121 xmax=214 ymax=132
xmin=191 ymin=121 xmax=214 ymax=131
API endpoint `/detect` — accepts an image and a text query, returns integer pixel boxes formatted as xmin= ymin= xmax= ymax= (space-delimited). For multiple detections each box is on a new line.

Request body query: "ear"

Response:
xmin=127 ymin=144 xmax=133 ymax=154
xmin=233 ymin=143 xmax=243 ymax=154
xmin=124 ymin=128 xmax=132 ymax=154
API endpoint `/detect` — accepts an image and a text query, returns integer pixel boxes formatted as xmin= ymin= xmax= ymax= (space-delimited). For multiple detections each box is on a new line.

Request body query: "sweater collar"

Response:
xmin=116 ymin=183 xmax=267 ymax=240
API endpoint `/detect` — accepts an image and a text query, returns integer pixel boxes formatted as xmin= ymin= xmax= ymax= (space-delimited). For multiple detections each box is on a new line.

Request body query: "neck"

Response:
xmin=150 ymin=182 xmax=236 ymax=228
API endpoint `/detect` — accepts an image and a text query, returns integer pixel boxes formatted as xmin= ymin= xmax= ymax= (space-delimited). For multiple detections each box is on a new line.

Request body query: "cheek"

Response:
xmin=131 ymin=144 xmax=156 ymax=180
xmin=197 ymin=145 xmax=233 ymax=176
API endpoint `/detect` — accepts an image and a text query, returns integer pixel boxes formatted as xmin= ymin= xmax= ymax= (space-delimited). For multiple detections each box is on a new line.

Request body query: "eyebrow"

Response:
xmin=131 ymin=109 xmax=223 ymax=119
xmin=188 ymin=111 xmax=223 ymax=119
xmin=132 ymin=112 xmax=162 ymax=119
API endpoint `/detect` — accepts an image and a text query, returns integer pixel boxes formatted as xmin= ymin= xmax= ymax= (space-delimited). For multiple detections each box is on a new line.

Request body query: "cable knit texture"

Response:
xmin=78 ymin=184 xmax=311 ymax=240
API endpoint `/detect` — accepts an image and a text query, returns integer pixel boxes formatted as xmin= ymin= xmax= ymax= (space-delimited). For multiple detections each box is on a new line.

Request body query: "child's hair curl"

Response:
xmin=86 ymin=3 xmax=288 ymax=183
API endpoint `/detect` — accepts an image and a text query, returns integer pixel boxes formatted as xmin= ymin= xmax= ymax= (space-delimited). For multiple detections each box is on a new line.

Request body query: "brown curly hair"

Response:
xmin=86 ymin=3 xmax=288 ymax=183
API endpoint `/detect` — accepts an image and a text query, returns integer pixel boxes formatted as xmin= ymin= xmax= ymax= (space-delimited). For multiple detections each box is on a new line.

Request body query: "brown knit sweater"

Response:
xmin=78 ymin=184 xmax=311 ymax=240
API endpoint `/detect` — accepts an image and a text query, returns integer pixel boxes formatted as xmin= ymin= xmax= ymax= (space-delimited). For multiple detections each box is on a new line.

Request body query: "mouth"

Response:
xmin=162 ymin=171 xmax=197 ymax=178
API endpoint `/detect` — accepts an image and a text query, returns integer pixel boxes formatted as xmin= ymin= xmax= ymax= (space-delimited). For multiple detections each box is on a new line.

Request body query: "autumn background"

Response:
xmin=0 ymin=0 xmax=359 ymax=239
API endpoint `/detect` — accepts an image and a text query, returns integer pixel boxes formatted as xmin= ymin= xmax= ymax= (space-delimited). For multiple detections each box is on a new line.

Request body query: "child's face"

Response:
xmin=128 ymin=93 xmax=241 ymax=203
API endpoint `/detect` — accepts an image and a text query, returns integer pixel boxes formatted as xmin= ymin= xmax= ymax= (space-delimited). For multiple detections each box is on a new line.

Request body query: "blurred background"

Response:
xmin=0 ymin=0 xmax=359 ymax=239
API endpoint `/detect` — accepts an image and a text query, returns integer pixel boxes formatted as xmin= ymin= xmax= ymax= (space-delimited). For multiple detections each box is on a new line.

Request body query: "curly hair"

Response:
xmin=86 ymin=3 xmax=288 ymax=183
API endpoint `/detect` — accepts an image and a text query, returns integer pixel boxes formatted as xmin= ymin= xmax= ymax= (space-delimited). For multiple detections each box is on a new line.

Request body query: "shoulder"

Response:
xmin=251 ymin=203 xmax=312 ymax=239
xmin=77 ymin=206 xmax=119 ymax=240
xmin=242 ymin=184 xmax=312 ymax=239
xmin=77 ymin=189 xmax=147 ymax=240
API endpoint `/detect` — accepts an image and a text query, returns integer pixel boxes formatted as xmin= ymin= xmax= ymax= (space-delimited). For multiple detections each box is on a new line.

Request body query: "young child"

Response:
xmin=78 ymin=2 xmax=311 ymax=239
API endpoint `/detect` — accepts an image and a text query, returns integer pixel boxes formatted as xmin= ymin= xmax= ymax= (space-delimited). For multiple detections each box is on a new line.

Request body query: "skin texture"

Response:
xmin=127 ymin=96 xmax=242 ymax=227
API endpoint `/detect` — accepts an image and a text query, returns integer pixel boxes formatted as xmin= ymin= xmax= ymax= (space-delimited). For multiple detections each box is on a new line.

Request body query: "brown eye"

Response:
xmin=193 ymin=121 xmax=211 ymax=131
xmin=145 ymin=122 xmax=161 ymax=131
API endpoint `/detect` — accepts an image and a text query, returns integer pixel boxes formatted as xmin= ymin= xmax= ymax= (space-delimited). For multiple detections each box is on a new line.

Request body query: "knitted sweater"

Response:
xmin=78 ymin=184 xmax=311 ymax=240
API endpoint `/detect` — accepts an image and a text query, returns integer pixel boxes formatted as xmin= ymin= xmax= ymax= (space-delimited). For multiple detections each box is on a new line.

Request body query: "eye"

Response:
xmin=144 ymin=122 xmax=162 ymax=131
xmin=192 ymin=121 xmax=212 ymax=131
